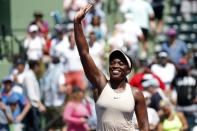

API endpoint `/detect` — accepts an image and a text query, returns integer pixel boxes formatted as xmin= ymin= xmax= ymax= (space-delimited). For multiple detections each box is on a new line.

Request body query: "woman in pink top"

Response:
xmin=63 ymin=87 xmax=90 ymax=131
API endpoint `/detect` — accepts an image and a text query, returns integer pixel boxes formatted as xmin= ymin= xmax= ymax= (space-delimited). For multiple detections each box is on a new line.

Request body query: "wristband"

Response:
xmin=88 ymin=0 xmax=96 ymax=5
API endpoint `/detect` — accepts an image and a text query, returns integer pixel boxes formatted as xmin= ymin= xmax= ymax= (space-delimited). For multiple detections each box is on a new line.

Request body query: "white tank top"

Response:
xmin=96 ymin=83 xmax=135 ymax=131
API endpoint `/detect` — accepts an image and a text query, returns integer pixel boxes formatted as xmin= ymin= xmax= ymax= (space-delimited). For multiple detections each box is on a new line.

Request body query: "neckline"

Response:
xmin=108 ymin=82 xmax=128 ymax=94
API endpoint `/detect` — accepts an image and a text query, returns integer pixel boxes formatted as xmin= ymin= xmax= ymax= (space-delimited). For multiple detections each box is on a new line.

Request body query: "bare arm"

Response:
xmin=0 ymin=102 xmax=13 ymax=123
xmin=133 ymin=88 xmax=149 ymax=131
xmin=16 ymin=100 xmax=31 ymax=122
xmin=157 ymin=123 xmax=163 ymax=131
xmin=74 ymin=4 xmax=107 ymax=93
xmin=177 ymin=112 xmax=188 ymax=131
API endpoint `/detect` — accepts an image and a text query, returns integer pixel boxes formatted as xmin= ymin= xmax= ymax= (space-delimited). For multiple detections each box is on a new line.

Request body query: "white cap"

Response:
xmin=29 ymin=25 xmax=39 ymax=32
xmin=158 ymin=51 xmax=168 ymax=58
xmin=88 ymin=0 xmax=96 ymax=5
xmin=142 ymin=78 xmax=159 ymax=88
xmin=143 ymin=74 xmax=154 ymax=80
xmin=109 ymin=49 xmax=132 ymax=69
xmin=124 ymin=13 xmax=134 ymax=20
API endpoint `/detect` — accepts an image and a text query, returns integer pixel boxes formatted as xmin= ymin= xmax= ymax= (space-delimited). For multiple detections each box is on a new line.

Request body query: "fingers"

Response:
xmin=84 ymin=4 xmax=93 ymax=14
xmin=74 ymin=3 xmax=94 ymax=22
xmin=81 ymin=2 xmax=93 ymax=15
xmin=88 ymin=0 xmax=96 ymax=5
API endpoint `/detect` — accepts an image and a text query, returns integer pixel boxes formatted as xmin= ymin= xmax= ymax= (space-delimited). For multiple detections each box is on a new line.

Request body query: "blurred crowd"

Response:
xmin=1 ymin=0 xmax=197 ymax=131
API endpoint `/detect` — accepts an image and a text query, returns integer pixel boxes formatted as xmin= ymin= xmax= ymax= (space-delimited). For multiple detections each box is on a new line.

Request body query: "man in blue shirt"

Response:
xmin=1 ymin=77 xmax=31 ymax=130
xmin=0 ymin=95 xmax=13 ymax=131
xmin=162 ymin=28 xmax=188 ymax=64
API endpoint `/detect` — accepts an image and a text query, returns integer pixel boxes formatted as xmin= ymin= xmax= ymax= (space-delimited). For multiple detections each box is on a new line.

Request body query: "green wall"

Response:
xmin=0 ymin=0 xmax=11 ymax=36
xmin=0 ymin=0 xmax=64 ymax=80
xmin=11 ymin=0 xmax=64 ymax=37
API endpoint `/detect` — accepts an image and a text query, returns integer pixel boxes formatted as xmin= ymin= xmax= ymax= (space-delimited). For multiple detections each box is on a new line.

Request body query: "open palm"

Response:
xmin=74 ymin=4 xmax=94 ymax=23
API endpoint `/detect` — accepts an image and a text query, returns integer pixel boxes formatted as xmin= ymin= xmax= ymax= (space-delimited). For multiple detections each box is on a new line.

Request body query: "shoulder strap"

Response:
xmin=126 ymin=83 xmax=136 ymax=103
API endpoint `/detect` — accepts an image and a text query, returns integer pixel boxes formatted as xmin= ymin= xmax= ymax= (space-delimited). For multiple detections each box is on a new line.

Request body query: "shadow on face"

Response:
xmin=91 ymin=16 xmax=101 ymax=26
xmin=3 ymin=81 xmax=13 ymax=92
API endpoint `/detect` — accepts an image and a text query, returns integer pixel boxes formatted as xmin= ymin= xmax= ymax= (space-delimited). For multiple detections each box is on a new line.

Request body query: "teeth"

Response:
xmin=113 ymin=70 xmax=120 ymax=74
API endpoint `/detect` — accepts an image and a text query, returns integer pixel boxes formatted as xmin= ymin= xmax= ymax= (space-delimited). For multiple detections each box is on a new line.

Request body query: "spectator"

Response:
xmin=120 ymin=0 xmax=155 ymax=56
xmin=158 ymin=100 xmax=188 ymax=131
xmin=11 ymin=58 xmax=27 ymax=90
xmin=64 ymin=30 xmax=87 ymax=90
xmin=151 ymin=0 xmax=165 ymax=34
xmin=119 ymin=12 xmax=144 ymax=60
xmin=171 ymin=63 xmax=197 ymax=130
xmin=142 ymin=77 xmax=167 ymax=111
xmin=173 ymin=0 xmax=182 ymax=14
xmin=23 ymin=25 xmax=45 ymax=61
xmin=41 ymin=57 xmax=71 ymax=131
xmin=0 ymin=94 xmax=13 ymax=131
xmin=6 ymin=94 xmax=26 ymax=131
xmin=83 ymin=93 xmax=97 ymax=131
xmin=63 ymin=86 xmax=90 ymax=131
xmin=181 ymin=0 xmax=197 ymax=21
xmin=42 ymin=28 xmax=52 ymax=68
xmin=1 ymin=77 xmax=31 ymax=131
xmin=86 ymin=15 xmax=107 ymax=41
xmin=88 ymin=31 xmax=105 ymax=71
xmin=189 ymin=45 xmax=197 ymax=78
xmin=85 ymin=1 xmax=106 ymax=26
xmin=108 ymin=24 xmax=125 ymax=51
xmin=23 ymin=60 xmax=46 ymax=131
xmin=63 ymin=0 xmax=87 ymax=21
xmin=50 ymin=25 xmax=69 ymax=63
xmin=29 ymin=11 xmax=49 ymax=35
xmin=161 ymin=28 xmax=188 ymax=64
xmin=129 ymin=62 xmax=166 ymax=91
xmin=151 ymin=51 xmax=176 ymax=90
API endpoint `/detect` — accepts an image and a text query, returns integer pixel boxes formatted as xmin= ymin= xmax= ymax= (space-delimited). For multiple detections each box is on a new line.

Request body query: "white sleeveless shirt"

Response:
xmin=96 ymin=83 xmax=135 ymax=131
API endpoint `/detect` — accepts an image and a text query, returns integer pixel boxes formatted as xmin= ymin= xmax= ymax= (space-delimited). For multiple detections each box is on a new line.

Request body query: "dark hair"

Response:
xmin=16 ymin=58 xmax=26 ymax=66
xmin=72 ymin=86 xmax=83 ymax=93
xmin=33 ymin=11 xmax=43 ymax=18
xmin=52 ymin=57 xmax=60 ymax=64
xmin=91 ymin=15 xmax=101 ymax=26
xmin=28 ymin=60 xmax=39 ymax=69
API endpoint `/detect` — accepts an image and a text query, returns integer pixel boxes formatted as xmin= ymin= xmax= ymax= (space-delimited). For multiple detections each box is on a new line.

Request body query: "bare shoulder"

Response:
xmin=130 ymin=86 xmax=145 ymax=102
xmin=177 ymin=112 xmax=185 ymax=118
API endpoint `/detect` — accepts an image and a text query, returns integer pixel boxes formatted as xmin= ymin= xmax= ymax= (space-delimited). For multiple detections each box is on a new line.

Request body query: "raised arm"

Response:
xmin=73 ymin=3 xmax=107 ymax=93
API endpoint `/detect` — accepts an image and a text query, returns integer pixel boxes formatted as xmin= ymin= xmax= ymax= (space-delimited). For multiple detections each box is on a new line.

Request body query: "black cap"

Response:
xmin=2 ymin=76 xmax=13 ymax=83
xmin=34 ymin=11 xmax=43 ymax=17
xmin=16 ymin=59 xmax=25 ymax=66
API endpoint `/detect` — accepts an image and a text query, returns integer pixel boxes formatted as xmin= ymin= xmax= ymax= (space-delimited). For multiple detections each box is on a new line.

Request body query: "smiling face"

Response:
xmin=109 ymin=58 xmax=131 ymax=81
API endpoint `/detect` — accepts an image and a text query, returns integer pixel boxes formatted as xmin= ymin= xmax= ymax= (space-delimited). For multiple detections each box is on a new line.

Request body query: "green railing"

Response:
xmin=0 ymin=35 xmax=24 ymax=61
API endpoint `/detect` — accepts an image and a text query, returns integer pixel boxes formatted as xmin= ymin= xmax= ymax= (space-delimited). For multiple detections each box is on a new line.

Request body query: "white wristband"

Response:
xmin=88 ymin=0 xmax=96 ymax=5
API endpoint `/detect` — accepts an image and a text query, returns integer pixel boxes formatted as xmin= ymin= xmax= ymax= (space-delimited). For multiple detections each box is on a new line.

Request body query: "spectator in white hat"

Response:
xmin=23 ymin=24 xmax=45 ymax=61
xmin=151 ymin=51 xmax=176 ymax=90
